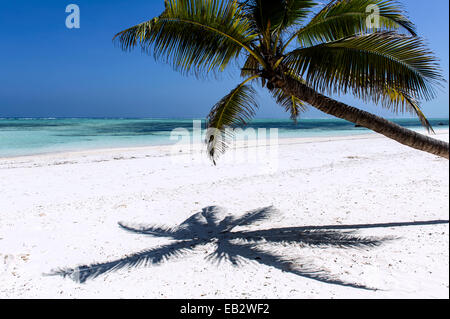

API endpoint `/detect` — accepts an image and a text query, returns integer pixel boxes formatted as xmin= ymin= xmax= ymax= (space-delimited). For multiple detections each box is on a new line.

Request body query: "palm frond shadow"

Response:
xmin=48 ymin=206 xmax=447 ymax=290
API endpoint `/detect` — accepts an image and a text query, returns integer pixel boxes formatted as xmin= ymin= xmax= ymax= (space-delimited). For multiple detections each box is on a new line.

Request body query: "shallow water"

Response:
xmin=0 ymin=118 xmax=448 ymax=157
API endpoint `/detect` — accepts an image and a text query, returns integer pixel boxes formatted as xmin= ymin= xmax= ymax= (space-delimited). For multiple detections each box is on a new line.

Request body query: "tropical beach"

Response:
xmin=1 ymin=0 xmax=449 ymax=303
xmin=0 ymin=128 xmax=448 ymax=298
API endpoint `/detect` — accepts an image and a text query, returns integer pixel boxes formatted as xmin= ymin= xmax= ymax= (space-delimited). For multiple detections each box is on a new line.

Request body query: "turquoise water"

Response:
xmin=0 ymin=118 xmax=448 ymax=157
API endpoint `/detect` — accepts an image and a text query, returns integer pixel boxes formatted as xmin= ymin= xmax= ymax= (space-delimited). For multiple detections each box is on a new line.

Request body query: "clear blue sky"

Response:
xmin=0 ymin=0 xmax=448 ymax=119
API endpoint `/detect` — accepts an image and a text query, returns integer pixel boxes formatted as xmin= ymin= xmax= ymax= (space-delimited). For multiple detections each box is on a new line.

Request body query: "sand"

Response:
xmin=0 ymin=130 xmax=448 ymax=299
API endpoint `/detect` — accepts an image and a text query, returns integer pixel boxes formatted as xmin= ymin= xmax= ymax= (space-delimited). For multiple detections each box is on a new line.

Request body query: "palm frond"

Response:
xmin=239 ymin=0 xmax=317 ymax=52
xmin=240 ymin=53 xmax=268 ymax=87
xmin=273 ymin=0 xmax=318 ymax=52
xmin=380 ymin=88 xmax=434 ymax=133
xmin=113 ymin=0 xmax=262 ymax=76
xmin=240 ymin=0 xmax=316 ymax=32
xmin=271 ymin=87 xmax=308 ymax=122
xmin=283 ymin=32 xmax=443 ymax=106
xmin=205 ymin=77 xmax=259 ymax=164
xmin=279 ymin=0 xmax=318 ymax=30
xmin=283 ymin=0 xmax=416 ymax=50
xmin=240 ymin=54 xmax=261 ymax=77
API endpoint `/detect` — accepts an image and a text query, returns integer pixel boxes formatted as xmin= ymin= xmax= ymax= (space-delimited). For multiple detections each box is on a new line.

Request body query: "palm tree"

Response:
xmin=114 ymin=0 xmax=449 ymax=162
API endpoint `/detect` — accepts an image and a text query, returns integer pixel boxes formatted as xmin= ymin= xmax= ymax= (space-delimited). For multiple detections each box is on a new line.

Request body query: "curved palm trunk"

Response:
xmin=280 ymin=77 xmax=449 ymax=159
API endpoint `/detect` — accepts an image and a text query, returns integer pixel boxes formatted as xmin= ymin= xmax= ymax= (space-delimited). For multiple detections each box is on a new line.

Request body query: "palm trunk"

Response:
xmin=280 ymin=76 xmax=449 ymax=159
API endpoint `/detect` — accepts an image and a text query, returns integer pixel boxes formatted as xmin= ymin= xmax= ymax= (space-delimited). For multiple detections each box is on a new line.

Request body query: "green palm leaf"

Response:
xmin=240 ymin=0 xmax=316 ymax=32
xmin=206 ymin=77 xmax=259 ymax=164
xmin=114 ymin=0 xmax=262 ymax=76
xmin=240 ymin=53 xmax=261 ymax=78
xmin=380 ymin=88 xmax=434 ymax=133
xmin=278 ymin=0 xmax=318 ymax=30
xmin=241 ymin=53 xmax=270 ymax=88
xmin=283 ymin=0 xmax=416 ymax=50
xmin=271 ymin=88 xmax=308 ymax=123
xmin=284 ymin=32 xmax=443 ymax=104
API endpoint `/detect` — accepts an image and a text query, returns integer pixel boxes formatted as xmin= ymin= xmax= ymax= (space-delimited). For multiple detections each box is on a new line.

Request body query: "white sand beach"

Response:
xmin=0 ymin=130 xmax=448 ymax=299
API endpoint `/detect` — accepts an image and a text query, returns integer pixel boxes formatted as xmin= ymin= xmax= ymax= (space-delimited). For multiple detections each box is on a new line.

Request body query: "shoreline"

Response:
xmin=0 ymin=126 xmax=448 ymax=298
xmin=1 ymin=128 xmax=448 ymax=163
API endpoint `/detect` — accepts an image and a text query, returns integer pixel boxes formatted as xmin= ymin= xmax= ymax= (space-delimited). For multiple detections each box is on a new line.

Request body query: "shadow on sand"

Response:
xmin=48 ymin=206 xmax=449 ymax=290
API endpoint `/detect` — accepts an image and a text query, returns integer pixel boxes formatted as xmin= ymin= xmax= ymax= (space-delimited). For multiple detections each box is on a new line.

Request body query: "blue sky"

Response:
xmin=0 ymin=0 xmax=448 ymax=119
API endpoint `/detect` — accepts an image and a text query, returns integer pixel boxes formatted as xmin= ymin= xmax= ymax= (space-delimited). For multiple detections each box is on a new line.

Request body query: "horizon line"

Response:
xmin=1 ymin=117 xmax=449 ymax=120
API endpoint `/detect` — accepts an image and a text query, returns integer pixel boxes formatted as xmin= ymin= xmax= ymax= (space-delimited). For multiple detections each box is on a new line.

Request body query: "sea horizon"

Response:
xmin=1 ymin=116 xmax=449 ymax=120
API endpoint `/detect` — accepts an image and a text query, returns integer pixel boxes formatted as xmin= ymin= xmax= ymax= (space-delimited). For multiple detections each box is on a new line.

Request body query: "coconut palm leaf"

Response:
xmin=271 ymin=88 xmax=308 ymax=122
xmin=380 ymin=87 xmax=435 ymax=133
xmin=240 ymin=0 xmax=316 ymax=32
xmin=277 ymin=0 xmax=317 ymax=30
xmin=238 ymin=0 xmax=317 ymax=54
xmin=240 ymin=53 xmax=261 ymax=77
xmin=283 ymin=32 xmax=442 ymax=113
xmin=284 ymin=0 xmax=416 ymax=50
xmin=240 ymin=53 xmax=270 ymax=88
xmin=265 ymin=53 xmax=334 ymax=125
xmin=113 ymin=0 xmax=263 ymax=76
xmin=205 ymin=77 xmax=259 ymax=164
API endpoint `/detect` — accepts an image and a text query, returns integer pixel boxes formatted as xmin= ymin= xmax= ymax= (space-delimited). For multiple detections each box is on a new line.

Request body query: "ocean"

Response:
xmin=0 ymin=118 xmax=448 ymax=157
